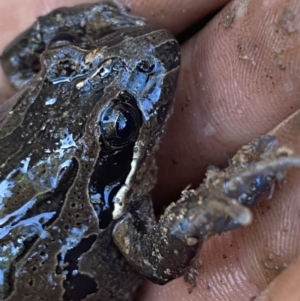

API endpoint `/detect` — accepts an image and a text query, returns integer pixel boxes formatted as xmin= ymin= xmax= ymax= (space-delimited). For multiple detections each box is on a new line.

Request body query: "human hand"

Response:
xmin=150 ymin=0 xmax=300 ymax=300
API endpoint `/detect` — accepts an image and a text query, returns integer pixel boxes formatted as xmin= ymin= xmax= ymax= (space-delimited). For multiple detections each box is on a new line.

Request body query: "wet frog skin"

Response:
xmin=0 ymin=3 xmax=180 ymax=300
xmin=1 ymin=2 xmax=300 ymax=301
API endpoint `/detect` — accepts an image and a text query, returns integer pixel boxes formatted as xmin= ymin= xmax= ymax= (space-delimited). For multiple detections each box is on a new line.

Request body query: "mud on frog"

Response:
xmin=0 ymin=2 xmax=300 ymax=301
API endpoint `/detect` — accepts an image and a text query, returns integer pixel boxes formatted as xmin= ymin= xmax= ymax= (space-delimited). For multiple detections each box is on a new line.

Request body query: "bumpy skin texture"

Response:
xmin=1 ymin=2 xmax=300 ymax=301
xmin=0 ymin=3 xmax=180 ymax=301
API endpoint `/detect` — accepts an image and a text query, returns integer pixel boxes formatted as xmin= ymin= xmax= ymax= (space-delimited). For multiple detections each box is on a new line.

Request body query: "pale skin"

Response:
xmin=1 ymin=0 xmax=300 ymax=300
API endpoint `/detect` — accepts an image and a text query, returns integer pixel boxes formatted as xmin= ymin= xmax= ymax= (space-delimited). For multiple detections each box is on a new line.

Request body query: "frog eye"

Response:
xmin=100 ymin=96 xmax=141 ymax=148
xmin=47 ymin=33 xmax=79 ymax=50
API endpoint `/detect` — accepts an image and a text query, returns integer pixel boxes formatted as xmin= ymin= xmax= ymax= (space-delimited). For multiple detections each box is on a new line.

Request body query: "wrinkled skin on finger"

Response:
xmin=1 ymin=1 xmax=300 ymax=301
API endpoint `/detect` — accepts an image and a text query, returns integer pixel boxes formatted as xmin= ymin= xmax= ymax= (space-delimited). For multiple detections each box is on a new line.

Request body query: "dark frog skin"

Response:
xmin=1 ymin=2 xmax=300 ymax=301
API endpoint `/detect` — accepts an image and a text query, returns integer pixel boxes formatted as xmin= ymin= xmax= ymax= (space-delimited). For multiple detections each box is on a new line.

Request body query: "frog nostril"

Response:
xmin=136 ymin=60 xmax=154 ymax=73
xmin=31 ymin=58 xmax=41 ymax=73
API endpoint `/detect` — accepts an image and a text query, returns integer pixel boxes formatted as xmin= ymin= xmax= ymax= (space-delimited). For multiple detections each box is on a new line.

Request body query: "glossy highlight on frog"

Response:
xmin=0 ymin=3 xmax=180 ymax=300
xmin=1 ymin=2 xmax=300 ymax=301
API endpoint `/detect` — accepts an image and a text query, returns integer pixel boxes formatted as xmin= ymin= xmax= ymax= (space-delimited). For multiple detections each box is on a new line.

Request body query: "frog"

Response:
xmin=0 ymin=2 xmax=300 ymax=301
